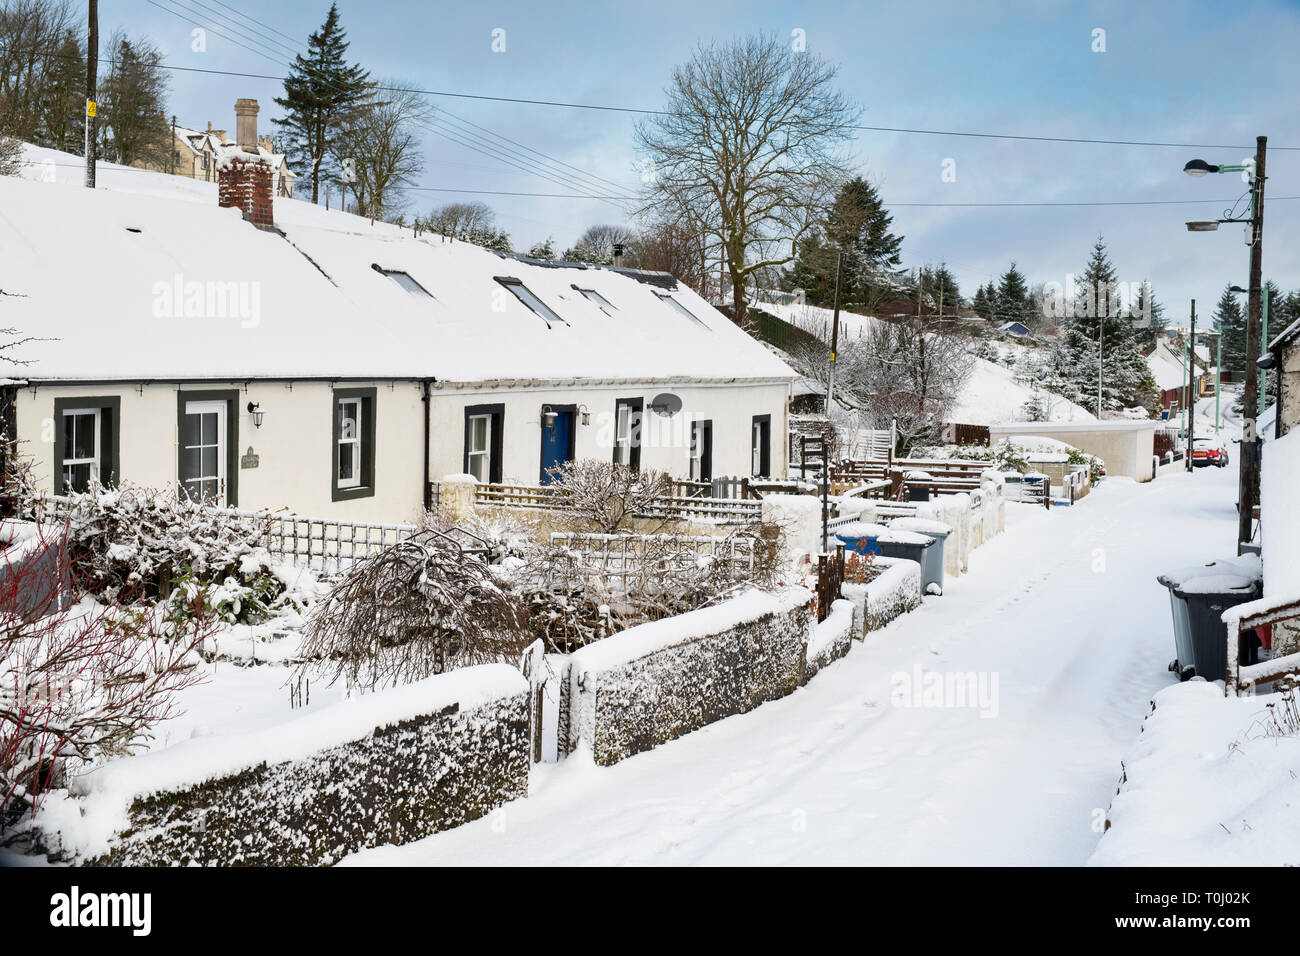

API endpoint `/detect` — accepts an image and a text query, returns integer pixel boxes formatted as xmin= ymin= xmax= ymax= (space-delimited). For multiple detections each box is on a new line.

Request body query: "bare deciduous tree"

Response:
xmin=0 ymin=0 xmax=81 ymax=145
xmin=564 ymin=223 xmax=637 ymax=264
xmin=333 ymin=81 xmax=431 ymax=221
xmin=417 ymin=200 xmax=512 ymax=251
xmin=98 ymin=32 xmax=170 ymax=168
xmin=636 ymin=34 xmax=858 ymax=325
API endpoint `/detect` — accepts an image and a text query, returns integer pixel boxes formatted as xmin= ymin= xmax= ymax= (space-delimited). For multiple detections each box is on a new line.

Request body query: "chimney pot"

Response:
xmin=234 ymin=98 xmax=259 ymax=153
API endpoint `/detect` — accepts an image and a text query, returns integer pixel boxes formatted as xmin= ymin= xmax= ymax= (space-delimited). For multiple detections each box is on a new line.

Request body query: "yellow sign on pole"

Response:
xmin=86 ymin=100 xmax=96 ymax=118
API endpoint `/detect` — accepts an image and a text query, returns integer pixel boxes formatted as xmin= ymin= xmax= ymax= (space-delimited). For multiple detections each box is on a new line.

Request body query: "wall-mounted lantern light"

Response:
xmin=247 ymin=401 xmax=264 ymax=428
xmin=541 ymin=404 xmax=557 ymax=428
xmin=577 ymin=403 xmax=591 ymax=426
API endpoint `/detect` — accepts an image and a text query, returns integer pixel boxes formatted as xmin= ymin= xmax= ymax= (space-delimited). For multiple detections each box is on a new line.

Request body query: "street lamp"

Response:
xmin=1182 ymin=137 xmax=1268 ymax=553
xmin=1183 ymin=159 xmax=1221 ymax=177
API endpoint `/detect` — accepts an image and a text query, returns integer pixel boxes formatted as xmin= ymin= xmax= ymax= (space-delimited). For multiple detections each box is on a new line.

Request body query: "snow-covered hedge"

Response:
xmin=565 ymin=588 xmax=813 ymax=765
xmin=845 ymin=556 xmax=922 ymax=634
xmin=805 ymin=598 xmax=855 ymax=679
xmin=55 ymin=664 xmax=529 ymax=866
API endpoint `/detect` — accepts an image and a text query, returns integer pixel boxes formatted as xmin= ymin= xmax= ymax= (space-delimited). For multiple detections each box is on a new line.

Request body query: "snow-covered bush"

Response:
xmin=27 ymin=484 xmax=275 ymax=604
xmin=0 ymin=530 xmax=215 ymax=823
xmin=294 ymin=531 xmax=531 ymax=692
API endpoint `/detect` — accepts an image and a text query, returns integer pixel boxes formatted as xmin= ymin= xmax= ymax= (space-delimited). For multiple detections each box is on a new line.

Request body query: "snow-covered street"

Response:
xmin=347 ymin=466 xmax=1241 ymax=866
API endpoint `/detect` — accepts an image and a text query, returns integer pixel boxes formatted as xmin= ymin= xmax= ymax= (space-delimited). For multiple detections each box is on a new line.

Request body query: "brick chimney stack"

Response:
xmin=218 ymin=98 xmax=274 ymax=229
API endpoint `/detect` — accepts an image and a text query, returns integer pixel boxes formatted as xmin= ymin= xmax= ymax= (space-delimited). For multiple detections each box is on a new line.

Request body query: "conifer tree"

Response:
xmin=274 ymin=4 xmax=372 ymax=204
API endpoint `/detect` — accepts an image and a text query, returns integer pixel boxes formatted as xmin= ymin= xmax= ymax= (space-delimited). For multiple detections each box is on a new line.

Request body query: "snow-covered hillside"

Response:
xmin=762 ymin=301 xmax=1096 ymax=425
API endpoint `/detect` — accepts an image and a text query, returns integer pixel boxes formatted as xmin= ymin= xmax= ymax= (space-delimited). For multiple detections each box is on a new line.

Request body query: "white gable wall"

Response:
xmin=429 ymin=381 xmax=790 ymax=484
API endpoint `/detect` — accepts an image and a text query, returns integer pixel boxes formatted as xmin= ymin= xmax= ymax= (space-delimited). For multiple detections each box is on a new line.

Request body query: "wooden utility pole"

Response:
xmin=1239 ymin=136 xmax=1267 ymax=552
xmin=821 ymin=250 xmax=843 ymax=555
xmin=1186 ymin=300 xmax=1196 ymax=473
xmin=83 ymin=0 xmax=97 ymax=187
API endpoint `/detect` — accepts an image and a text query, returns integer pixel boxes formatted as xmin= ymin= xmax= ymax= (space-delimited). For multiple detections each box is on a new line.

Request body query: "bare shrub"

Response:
xmin=510 ymin=522 xmax=787 ymax=653
xmin=294 ymin=531 xmax=531 ymax=692
xmin=545 ymin=459 xmax=674 ymax=534
xmin=1 ymin=526 xmax=214 ymax=821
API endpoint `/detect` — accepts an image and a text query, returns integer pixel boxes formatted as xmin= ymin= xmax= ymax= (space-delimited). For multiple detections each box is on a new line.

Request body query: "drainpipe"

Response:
xmin=421 ymin=379 xmax=433 ymax=512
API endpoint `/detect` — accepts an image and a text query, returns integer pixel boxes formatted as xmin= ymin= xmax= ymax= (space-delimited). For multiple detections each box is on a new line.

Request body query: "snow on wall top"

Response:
xmin=72 ymin=662 xmax=526 ymax=803
xmin=1 ymin=146 xmax=796 ymax=385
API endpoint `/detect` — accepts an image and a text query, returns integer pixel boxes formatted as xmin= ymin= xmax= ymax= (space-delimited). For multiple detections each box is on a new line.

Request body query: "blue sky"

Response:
xmin=122 ymin=0 xmax=1300 ymax=319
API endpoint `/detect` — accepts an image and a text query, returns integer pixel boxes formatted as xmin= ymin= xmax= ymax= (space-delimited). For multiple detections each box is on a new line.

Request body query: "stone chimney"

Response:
xmin=234 ymin=98 xmax=259 ymax=151
xmin=613 ymin=242 xmax=625 ymax=269
xmin=218 ymin=98 xmax=274 ymax=229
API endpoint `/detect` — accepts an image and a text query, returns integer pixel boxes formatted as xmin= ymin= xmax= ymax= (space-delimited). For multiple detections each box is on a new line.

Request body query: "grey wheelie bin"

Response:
xmin=886 ymin=517 xmax=951 ymax=596
xmin=1158 ymin=555 xmax=1264 ymax=680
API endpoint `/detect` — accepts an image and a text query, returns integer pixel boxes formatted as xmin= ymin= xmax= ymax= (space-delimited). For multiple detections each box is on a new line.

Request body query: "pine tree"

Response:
xmin=1213 ymin=283 xmax=1246 ymax=374
xmin=972 ymin=283 xmax=992 ymax=320
xmin=1130 ymin=279 xmax=1163 ymax=352
xmin=273 ymin=4 xmax=372 ymax=204
xmin=783 ymin=176 xmax=903 ymax=310
xmin=1047 ymin=237 xmax=1158 ymax=415
xmin=995 ymin=263 xmax=1032 ymax=325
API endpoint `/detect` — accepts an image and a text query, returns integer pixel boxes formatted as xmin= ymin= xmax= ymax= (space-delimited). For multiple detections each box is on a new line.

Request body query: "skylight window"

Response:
xmin=573 ymin=285 xmax=617 ymax=315
xmin=656 ymin=291 xmax=708 ymax=329
xmin=496 ymin=277 xmax=568 ymax=328
xmin=372 ymin=264 xmax=433 ymax=298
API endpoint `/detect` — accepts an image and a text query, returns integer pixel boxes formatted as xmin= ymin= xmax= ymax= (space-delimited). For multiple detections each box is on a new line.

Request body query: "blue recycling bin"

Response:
xmin=834 ymin=521 xmax=885 ymax=556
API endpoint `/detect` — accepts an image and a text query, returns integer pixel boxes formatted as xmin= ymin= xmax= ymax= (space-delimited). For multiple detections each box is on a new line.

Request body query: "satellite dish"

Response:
xmin=649 ymin=392 xmax=682 ymax=417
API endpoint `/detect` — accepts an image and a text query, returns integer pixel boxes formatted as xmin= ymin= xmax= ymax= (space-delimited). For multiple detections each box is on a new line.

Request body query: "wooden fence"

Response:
xmin=473 ymin=482 xmax=762 ymax=524
xmin=235 ymin=510 xmax=418 ymax=576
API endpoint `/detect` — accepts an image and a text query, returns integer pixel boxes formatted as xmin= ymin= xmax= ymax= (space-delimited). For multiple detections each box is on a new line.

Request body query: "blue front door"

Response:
xmin=540 ymin=410 xmax=573 ymax=484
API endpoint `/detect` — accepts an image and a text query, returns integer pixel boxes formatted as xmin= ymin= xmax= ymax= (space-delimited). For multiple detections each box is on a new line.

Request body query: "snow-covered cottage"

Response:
xmin=1 ymin=129 xmax=795 ymax=526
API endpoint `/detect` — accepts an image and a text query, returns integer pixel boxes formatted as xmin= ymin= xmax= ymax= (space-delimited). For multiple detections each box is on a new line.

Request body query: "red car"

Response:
xmin=1191 ymin=437 xmax=1229 ymax=468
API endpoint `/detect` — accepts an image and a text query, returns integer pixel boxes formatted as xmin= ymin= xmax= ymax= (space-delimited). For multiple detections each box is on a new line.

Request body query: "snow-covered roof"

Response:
xmin=1146 ymin=347 xmax=1188 ymax=391
xmin=1 ymin=146 xmax=793 ymax=386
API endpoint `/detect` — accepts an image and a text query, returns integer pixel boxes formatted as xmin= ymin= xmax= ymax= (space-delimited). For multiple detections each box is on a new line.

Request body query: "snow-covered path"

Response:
xmin=346 ymin=467 xmax=1241 ymax=866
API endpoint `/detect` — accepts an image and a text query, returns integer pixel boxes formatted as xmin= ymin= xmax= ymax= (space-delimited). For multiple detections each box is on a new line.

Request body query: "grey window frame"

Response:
xmin=53 ymin=396 xmax=120 ymax=494
xmin=463 ymin=403 xmax=504 ymax=483
xmin=331 ymin=387 xmax=377 ymax=502
xmin=176 ymin=389 xmax=239 ymax=506
xmin=613 ymin=397 xmax=643 ymax=470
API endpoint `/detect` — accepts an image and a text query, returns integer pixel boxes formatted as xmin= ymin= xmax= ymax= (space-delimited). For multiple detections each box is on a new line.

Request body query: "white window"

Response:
xmin=614 ymin=403 xmax=632 ymax=466
xmin=181 ymin=400 xmax=227 ymax=503
xmin=690 ymin=420 xmax=711 ymax=482
xmin=656 ymin=291 xmax=708 ymax=329
xmin=61 ymin=408 xmax=101 ymax=493
xmin=467 ymin=414 xmax=491 ymax=482
xmin=337 ymin=398 xmax=362 ymax=488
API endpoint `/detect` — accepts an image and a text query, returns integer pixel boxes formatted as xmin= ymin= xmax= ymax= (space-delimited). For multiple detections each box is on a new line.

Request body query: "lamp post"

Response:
xmin=1183 ymin=136 xmax=1267 ymax=553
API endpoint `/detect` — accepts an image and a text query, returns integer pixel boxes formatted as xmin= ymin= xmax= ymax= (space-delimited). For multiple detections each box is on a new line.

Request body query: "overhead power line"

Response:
xmin=69 ymin=22 xmax=1300 ymax=153
xmin=30 ymin=161 xmax=1300 ymax=206
xmin=142 ymin=0 xmax=639 ymax=206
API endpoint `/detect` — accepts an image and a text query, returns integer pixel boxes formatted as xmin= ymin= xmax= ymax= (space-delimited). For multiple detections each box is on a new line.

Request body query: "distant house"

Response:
xmin=1146 ymin=329 xmax=1213 ymax=418
xmin=1263 ymin=316 xmax=1300 ymax=438
xmin=999 ymin=321 xmax=1031 ymax=337
xmin=137 ymin=99 xmax=295 ymax=198
xmin=1 ymin=105 xmax=796 ymax=526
